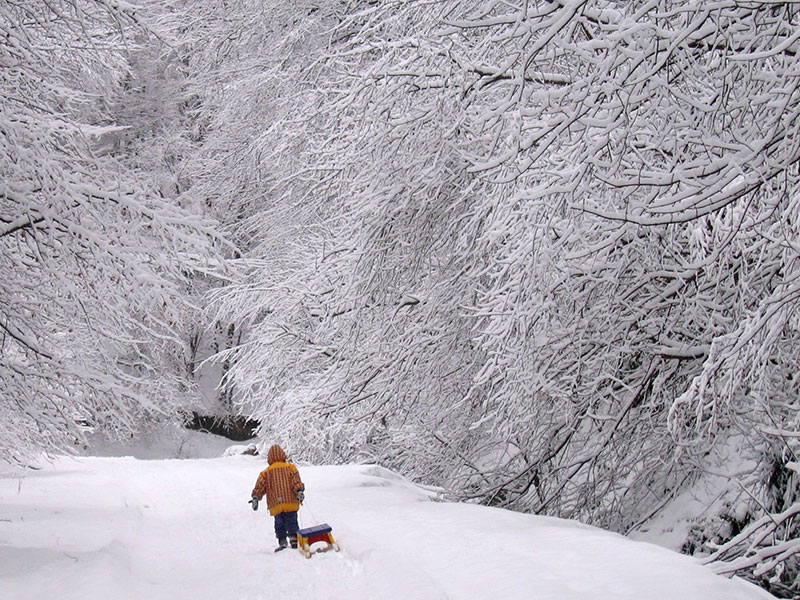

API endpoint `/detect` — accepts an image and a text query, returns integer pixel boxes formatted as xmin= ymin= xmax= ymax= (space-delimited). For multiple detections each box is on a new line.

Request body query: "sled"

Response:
xmin=297 ymin=523 xmax=340 ymax=559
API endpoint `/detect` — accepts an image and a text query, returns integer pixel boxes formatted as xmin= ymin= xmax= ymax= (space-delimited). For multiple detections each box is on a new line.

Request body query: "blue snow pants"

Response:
xmin=273 ymin=510 xmax=299 ymax=540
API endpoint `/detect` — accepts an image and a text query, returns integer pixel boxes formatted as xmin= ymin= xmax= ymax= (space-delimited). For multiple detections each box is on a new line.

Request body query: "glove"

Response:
xmin=250 ymin=497 xmax=259 ymax=511
xmin=296 ymin=489 xmax=305 ymax=503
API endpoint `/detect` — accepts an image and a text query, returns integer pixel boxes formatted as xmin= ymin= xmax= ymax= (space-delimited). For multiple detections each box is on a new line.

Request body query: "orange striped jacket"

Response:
xmin=251 ymin=444 xmax=304 ymax=516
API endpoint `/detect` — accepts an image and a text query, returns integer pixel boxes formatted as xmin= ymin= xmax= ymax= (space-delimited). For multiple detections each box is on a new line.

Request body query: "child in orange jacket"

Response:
xmin=250 ymin=444 xmax=305 ymax=551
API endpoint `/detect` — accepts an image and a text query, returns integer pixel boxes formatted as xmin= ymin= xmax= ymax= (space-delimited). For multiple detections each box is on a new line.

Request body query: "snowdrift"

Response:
xmin=0 ymin=455 xmax=774 ymax=599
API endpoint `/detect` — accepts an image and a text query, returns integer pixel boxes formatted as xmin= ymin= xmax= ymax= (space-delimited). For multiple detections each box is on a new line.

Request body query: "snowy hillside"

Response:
xmin=0 ymin=452 xmax=775 ymax=600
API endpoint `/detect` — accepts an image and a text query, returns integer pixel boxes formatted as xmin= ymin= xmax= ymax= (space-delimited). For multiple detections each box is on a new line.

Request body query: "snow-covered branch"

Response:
xmin=0 ymin=0 xmax=225 ymax=462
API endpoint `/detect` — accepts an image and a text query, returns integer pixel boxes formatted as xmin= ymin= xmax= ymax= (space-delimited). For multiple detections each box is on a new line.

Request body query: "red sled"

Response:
xmin=297 ymin=523 xmax=340 ymax=559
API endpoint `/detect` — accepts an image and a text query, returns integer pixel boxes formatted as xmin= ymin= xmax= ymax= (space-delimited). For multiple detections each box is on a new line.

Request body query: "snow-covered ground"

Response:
xmin=0 ymin=440 xmax=775 ymax=600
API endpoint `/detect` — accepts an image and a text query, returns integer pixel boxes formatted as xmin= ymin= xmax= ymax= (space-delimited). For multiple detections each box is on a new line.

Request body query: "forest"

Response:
xmin=2 ymin=1 xmax=799 ymax=595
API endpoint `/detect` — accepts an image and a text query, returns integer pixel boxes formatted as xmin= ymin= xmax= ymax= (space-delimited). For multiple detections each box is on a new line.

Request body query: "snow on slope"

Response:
xmin=0 ymin=454 xmax=775 ymax=600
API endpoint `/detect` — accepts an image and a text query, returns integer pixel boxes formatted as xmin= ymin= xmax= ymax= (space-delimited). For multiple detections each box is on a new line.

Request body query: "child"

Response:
xmin=250 ymin=444 xmax=305 ymax=552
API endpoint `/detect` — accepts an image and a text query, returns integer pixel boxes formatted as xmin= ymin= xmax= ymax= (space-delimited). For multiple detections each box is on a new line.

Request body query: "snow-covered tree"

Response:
xmin=181 ymin=0 xmax=799 ymax=592
xmin=432 ymin=2 xmax=800 ymax=589
xmin=0 ymin=0 xmax=223 ymax=463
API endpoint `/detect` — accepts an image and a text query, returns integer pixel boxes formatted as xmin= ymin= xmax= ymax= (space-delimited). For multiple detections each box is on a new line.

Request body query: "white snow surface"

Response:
xmin=0 ymin=448 xmax=775 ymax=600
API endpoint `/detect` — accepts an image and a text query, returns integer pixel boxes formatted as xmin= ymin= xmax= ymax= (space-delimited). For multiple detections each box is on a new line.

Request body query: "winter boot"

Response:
xmin=274 ymin=538 xmax=288 ymax=552
xmin=289 ymin=534 xmax=298 ymax=549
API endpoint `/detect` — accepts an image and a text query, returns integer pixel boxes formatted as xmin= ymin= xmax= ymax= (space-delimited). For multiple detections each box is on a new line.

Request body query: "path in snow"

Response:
xmin=0 ymin=455 xmax=775 ymax=600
